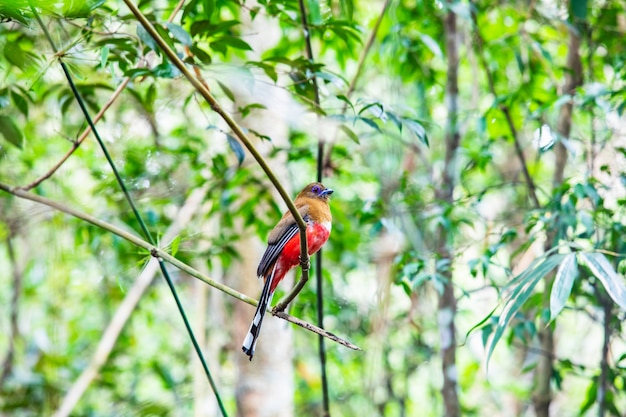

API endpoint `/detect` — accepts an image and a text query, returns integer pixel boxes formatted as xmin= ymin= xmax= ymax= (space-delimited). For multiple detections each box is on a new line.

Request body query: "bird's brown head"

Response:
xmin=298 ymin=182 xmax=334 ymax=202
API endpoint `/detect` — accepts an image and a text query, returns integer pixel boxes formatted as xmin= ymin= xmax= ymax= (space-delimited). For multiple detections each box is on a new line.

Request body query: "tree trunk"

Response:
xmin=532 ymin=19 xmax=582 ymax=417
xmin=233 ymin=5 xmax=296 ymax=412
xmin=233 ymin=236 xmax=294 ymax=417
xmin=435 ymin=10 xmax=461 ymax=417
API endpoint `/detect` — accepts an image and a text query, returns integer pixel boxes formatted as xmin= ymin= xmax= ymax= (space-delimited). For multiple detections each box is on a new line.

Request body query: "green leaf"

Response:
xmin=226 ymin=134 xmax=245 ymax=166
xmin=579 ymin=378 xmax=598 ymax=415
xmin=152 ymin=62 xmax=180 ymax=78
xmin=4 ymin=42 xmax=38 ymax=70
xmin=580 ymin=252 xmax=626 ymax=310
xmin=190 ymin=45 xmax=212 ymax=65
xmin=0 ymin=3 xmax=30 ymax=24
xmin=211 ymin=36 xmax=252 ymax=53
xmin=99 ymin=45 xmax=109 ymax=69
xmin=170 ymin=236 xmax=181 ymax=257
xmin=402 ymin=117 xmax=429 ymax=146
xmin=550 ymin=253 xmax=578 ymax=320
xmin=357 ymin=116 xmax=381 ymax=133
xmin=10 ymin=90 xmax=28 ymax=117
xmin=137 ymin=24 xmax=157 ymax=51
xmin=62 ymin=0 xmax=104 ymax=18
xmin=144 ymin=83 xmax=156 ymax=113
xmin=486 ymin=254 xmax=566 ymax=367
xmin=204 ymin=0 xmax=215 ymax=18
xmin=0 ymin=115 xmax=24 ymax=148
xmin=463 ymin=303 xmax=499 ymax=345
xmin=336 ymin=94 xmax=355 ymax=115
xmin=418 ymin=33 xmax=443 ymax=58
xmin=552 ymin=94 xmax=573 ymax=110
xmin=247 ymin=61 xmax=278 ymax=83
xmin=217 ymin=81 xmax=234 ymax=101
xmin=165 ymin=22 xmax=192 ymax=46
xmin=339 ymin=124 xmax=359 ymax=144
xmin=570 ymin=0 xmax=587 ymax=21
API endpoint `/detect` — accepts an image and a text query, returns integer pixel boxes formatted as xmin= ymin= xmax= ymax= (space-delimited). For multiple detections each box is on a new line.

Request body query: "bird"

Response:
xmin=242 ymin=182 xmax=334 ymax=360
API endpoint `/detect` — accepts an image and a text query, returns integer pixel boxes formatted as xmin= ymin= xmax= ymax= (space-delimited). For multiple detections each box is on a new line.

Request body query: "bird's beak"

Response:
xmin=321 ymin=188 xmax=334 ymax=196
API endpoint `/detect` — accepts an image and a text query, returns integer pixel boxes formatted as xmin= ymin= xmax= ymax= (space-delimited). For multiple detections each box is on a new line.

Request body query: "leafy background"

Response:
xmin=1 ymin=0 xmax=626 ymax=416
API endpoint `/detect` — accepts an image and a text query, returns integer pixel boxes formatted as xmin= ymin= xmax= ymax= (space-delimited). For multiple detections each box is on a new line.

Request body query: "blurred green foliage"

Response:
xmin=1 ymin=0 xmax=626 ymax=416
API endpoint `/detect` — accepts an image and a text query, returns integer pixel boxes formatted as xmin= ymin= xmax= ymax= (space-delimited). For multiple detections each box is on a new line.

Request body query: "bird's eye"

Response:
xmin=311 ymin=185 xmax=321 ymax=194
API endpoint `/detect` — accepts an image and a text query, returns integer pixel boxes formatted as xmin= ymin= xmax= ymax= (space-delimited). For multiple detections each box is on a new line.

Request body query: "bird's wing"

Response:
xmin=257 ymin=204 xmax=310 ymax=277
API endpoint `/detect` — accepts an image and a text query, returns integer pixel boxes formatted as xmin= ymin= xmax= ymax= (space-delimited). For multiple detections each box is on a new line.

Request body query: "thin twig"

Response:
xmin=470 ymin=5 xmax=540 ymax=208
xmin=294 ymin=0 xmax=330 ymax=414
xmin=273 ymin=311 xmax=361 ymax=351
xmin=0 ymin=236 xmax=22 ymax=385
xmin=322 ymin=0 xmax=390 ymax=174
xmin=597 ymin=285 xmax=612 ymax=417
xmin=169 ymin=0 xmax=186 ymax=20
xmin=19 ymin=78 xmax=130 ymax=191
xmin=0 ymin=182 xmax=361 ymax=351
xmin=121 ymin=0 xmax=312 ymax=299
xmin=273 ymin=271 xmax=309 ymax=312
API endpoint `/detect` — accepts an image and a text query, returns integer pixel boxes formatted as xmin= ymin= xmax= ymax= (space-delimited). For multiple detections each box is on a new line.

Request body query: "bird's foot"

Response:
xmin=299 ymin=256 xmax=310 ymax=272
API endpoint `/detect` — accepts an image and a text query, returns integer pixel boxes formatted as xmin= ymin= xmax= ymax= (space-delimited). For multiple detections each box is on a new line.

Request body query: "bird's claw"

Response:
xmin=299 ymin=256 xmax=310 ymax=271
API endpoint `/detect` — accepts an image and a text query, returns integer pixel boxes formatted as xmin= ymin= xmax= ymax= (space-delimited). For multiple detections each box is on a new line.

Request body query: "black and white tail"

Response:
xmin=242 ymin=266 xmax=276 ymax=360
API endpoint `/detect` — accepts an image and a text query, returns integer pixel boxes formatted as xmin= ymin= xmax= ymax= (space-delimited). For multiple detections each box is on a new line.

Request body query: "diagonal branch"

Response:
xmin=0 ymin=182 xmax=361 ymax=351
xmin=53 ymin=185 xmax=208 ymax=417
xmin=121 ymin=0 xmax=313 ymax=302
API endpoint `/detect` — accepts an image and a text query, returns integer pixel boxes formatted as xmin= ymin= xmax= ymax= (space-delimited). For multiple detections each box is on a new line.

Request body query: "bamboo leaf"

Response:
xmin=580 ymin=252 xmax=626 ymax=310
xmin=418 ymin=33 xmax=443 ymax=58
xmin=339 ymin=125 xmax=359 ymax=144
xmin=226 ymin=134 xmax=245 ymax=166
xmin=486 ymin=254 xmax=566 ymax=366
xmin=165 ymin=22 xmax=192 ymax=46
xmin=10 ymin=90 xmax=29 ymax=117
xmin=137 ymin=24 xmax=157 ymax=51
xmin=0 ymin=115 xmax=24 ymax=148
xmin=217 ymin=81 xmax=234 ymax=101
xmin=463 ymin=303 xmax=499 ymax=345
xmin=170 ymin=236 xmax=181 ymax=257
xmin=550 ymin=253 xmax=578 ymax=320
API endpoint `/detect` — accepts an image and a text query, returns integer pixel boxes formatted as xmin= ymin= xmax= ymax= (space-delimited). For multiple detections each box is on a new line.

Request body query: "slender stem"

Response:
xmin=158 ymin=258 xmax=227 ymax=415
xmin=30 ymin=6 xmax=226 ymax=414
xmin=295 ymin=0 xmax=330 ymax=414
xmin=0 ymin=182 xmax=361 ymax=351
xmin=436 ymin=10 xmax=461 ymax=417
xmin=322 ymin=0 xmax=390 ymax=175
xmin=597 ymin=286 xmax=611 ymax=417
xmin=345 ymin=0 xmax=390 ymax=100
xmin=0 ymin=236 xmax=22 ymax=385
xmin=315 ymin=250 xmax=330 ymax=416
xmin=470 ymin=5 xmax=540 ymax=208
xmin=121 ymin=0 xmax=311 ymax=296
xmin=273 ymin=272 xmax=309 ymax=312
